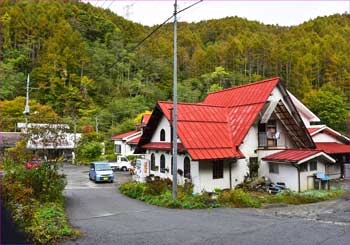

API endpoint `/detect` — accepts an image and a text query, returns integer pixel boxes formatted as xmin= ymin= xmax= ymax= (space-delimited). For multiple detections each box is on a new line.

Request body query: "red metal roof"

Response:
xmin=316 ymin=142 xmax=350 ymax=154
xmin=203 ymin=77 xmax=279 ymax=107
xmin=151 ymin=78 xmax=282 ymax=160
xmin=263 ymin=149 xmax=321 ymax=162
xmin=127 ymin=136 xmax=141 ymax=144
xmin=142 ymin=114 xmax=151 ymax=125
xmin=307 ymin=127 xmax=323 ymax=134
xmin=142 ymin=142 xmax=185 ymax=152
xmin=111 ymin=130 xmax=140 ymax=140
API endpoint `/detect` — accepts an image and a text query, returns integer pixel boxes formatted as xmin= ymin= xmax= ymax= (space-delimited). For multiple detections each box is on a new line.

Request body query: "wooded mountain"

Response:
xmin=1 ymin=0 xmax=349 ymax=134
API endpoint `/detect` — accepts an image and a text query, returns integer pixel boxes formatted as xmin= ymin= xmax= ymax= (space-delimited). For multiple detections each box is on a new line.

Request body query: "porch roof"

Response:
xmin=111 ymin=130 xmax=140 ymax=140
xmin=142 ymin=142 xmax=186 ymax=152
xmin=316 ymin=142 xmax=350 ymax=154
xmin=262 ymin=149 xmax=335 ymax=164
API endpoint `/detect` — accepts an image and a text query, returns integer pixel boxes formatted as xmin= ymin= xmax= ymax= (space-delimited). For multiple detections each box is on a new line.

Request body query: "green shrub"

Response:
xmin=265 ymin=189 xmax=346 ymax=205
xmin=26 ymin=203 xmax=78 ymax=244
xmin=119 ymin=182 xmax=147 ymax=198
xmin=218 ymin=189 xmax=261 ymax=208
xmin=2 ymin=162 xmax=77 ymax=243
xmin=144 ymin=178 xmax=172 ymax=196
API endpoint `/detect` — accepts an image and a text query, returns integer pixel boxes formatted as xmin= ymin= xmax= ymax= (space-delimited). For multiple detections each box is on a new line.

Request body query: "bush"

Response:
xmin=265 ymin=189 xmax=345 ymax=205
xmin=76 ymin=141 xmax=102 ymax=164
xmin=218 ymin=189 xmax=261 ymax=208
xmin=119 ymin=180 xmax=218 ymax=209
xmin=2 ymin=162 xmax=78 ymax=243
xmin=26 ymin=203 xmax=78 ymax=244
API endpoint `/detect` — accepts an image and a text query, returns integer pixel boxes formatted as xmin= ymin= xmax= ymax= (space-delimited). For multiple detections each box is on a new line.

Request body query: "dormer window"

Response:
xmin=160 ymin=129 xmax=165 ymax=141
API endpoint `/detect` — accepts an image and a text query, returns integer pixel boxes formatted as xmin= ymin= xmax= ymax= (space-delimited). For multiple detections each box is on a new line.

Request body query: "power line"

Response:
xmin=94 ymin=0 xmax=203 ymax=80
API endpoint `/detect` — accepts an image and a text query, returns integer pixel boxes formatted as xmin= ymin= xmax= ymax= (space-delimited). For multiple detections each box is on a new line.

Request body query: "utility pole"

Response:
xmin=172 ymin=0 xmax=178 ymax=200
xmin=23 ymin=74 xmax=30 ymax=133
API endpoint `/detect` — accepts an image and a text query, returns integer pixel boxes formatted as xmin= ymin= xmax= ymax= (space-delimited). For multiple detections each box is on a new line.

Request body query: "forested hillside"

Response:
xmin=1 ymin=0 xmax=349 ymax=134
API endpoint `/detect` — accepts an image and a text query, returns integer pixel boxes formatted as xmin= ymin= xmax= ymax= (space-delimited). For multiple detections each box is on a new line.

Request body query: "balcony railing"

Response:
xmin=258 ymin=132 xmax=278 ymax=147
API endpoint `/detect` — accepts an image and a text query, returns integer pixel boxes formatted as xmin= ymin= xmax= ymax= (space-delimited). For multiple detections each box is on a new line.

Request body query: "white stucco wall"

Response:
xmin=299 ymin=160 xmax=326 ymax=191
xmin=198 ymin=160 xmax=230 ymax=192
xmin=145 ymin=149 xmax=200 ymax=192
xmin=114 ymin=140 xmax=136 ymax=155
xmin=312 ymin=132 xmax=342 ymax=143
xmin=151 ymin=116 xmax=171 ymax=143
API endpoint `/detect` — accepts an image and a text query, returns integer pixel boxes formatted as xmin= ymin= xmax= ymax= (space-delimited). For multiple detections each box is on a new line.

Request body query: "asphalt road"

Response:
xmin=63 ymin=164 xmax=350 ymax=244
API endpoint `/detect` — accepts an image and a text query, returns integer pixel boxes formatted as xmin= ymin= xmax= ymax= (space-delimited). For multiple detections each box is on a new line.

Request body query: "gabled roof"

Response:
xmin=111 ymin=130 xmax=140 ymax=140
xmin=307 ymin=126 xmax=324 ymax=134
xmin=127 ymin=136 xmax=141 ymax=144
xmin=142 ymin=114 xmax=151 ymax=125
xmin=308 ymin=125 xmax=350 ymax=143
xmin=288 ymin=92 xmax=320 ymax=123
xmin=316 ymin=142 xmax=350 ymax=154
xmin=263 ymin=149 xmax=335 ymax=164
xmin=137 ymin=77 xmax=315 ymax=160
xmin=203 ymin=77 xmax=279 ymax=107
xmin=158 ymin=102 xmax=243 ymax=160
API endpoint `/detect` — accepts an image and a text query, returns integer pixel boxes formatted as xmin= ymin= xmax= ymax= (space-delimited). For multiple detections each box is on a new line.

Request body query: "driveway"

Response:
xmin=63 ymin=164 xmax=350 ymax=244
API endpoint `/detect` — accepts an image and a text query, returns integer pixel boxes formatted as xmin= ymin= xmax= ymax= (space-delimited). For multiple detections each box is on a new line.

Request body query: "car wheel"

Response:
xmin=110 ymin=179 xmax=114 ymax=183
xmin=122 ymin=166 xmax=127 ymax=172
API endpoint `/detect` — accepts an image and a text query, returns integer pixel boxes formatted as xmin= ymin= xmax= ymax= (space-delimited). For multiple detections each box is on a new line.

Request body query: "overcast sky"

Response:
xmin=85 ymin=0 xmax=350 ymax=26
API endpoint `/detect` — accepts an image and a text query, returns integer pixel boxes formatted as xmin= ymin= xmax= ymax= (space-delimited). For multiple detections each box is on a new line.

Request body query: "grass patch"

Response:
xmin=120 ymin=180 xmax=346 ymax=209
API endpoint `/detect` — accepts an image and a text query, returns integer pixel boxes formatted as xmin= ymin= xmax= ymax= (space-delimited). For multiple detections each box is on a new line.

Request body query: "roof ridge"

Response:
xmin=207 ymin=77 xmax=280 ymax=96
xmin=158 ymin=101 xmax=227 ymax=108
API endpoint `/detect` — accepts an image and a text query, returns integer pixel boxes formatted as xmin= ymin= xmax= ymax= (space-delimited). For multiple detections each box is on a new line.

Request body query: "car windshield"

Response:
xmin=95 ymin=164 xmax=111 ymax=171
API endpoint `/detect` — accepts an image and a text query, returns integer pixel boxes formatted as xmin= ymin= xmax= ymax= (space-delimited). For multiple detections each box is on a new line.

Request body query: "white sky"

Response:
xmin=85 ymin=0 xmax=350 ymax=27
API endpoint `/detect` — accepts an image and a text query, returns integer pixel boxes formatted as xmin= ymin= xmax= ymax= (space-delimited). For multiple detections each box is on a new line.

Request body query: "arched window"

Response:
xmin=184 ymin=156 xmax=191 ymax=178
xmin=151 ymin=153 xmax=156 ymax=171
xmin=160 ymin=154 xmax=165 ymax=173
xmin=160 ymin=129 xmax=166 ymax=141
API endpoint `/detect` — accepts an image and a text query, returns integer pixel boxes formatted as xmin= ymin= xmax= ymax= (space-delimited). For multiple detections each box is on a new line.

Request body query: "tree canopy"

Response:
xmin=0 ymin=0 xmax=349 ymax=134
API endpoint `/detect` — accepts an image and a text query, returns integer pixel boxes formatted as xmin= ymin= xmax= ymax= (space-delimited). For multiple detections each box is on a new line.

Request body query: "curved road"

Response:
xmin=63 ymin=164 xmax=350 ymax=244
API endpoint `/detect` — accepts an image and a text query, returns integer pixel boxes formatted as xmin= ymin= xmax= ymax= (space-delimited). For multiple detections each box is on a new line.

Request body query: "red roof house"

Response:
xmin=135 ymin=77 xmax=333 ymax=192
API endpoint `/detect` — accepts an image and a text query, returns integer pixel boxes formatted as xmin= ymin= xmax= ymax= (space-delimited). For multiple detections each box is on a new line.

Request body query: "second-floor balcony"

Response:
xmin=258 ymin=132 xmax=285 ymax=148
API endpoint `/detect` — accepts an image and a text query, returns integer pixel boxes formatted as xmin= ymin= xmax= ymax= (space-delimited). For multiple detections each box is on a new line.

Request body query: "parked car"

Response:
xmin=109 ymin=156 xmax=132 ymax=171
xmin=89 ymin=161 xmax=114 ymax=183
xmin=25 ymin=157 xmax=42 ymax=170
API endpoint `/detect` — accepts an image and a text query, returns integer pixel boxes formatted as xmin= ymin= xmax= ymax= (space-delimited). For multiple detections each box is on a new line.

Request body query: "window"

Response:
xmin=309 ymin=160 xmax=317 ymax=171
xmin=266 ymin=120 xmax=277 ymax=147
xmin=121 ymin=157 xmax=128 ymax=162
xmin=160 ymin=154 xmax=165 ymax=173
xmin=258 ymin=120 xmax=277 ymax=147
xmin=300 ymin=162 xmax=308 ymax=172
xmin=268 ymin=162 xmax=279 ymax=174
xmin=151 ymin=153 xmax=156 ymax=171
xmin=115 ymin=144 xmax=121 ymax=153
xmin=213 ymin=160 xmax=224 ymax=179
xmin=160 ymin=129 xmax=166 ymax=141
xmin=184 ymin=157 xmax=191 ymax=178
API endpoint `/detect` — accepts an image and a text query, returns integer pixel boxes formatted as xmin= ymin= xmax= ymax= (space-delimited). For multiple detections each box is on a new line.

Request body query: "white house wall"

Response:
xmin=198 ymin=160 xmax=230 ymax=192
xmin=261 ymin=160 xmax=299 ymax=191
xmin=145 ymin=149 xmax=200 ymax=192
xmin=151 ymin=116 xmax=171 ymax=143
xmin=299 ymin=160 xmax=326 ymax=191
xmin=312 ymin=132 xmax=342 ymax=143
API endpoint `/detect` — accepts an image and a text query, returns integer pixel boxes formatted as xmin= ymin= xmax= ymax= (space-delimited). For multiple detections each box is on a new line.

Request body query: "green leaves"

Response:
xmin=304 ymin=83 xmax=348 ymax=131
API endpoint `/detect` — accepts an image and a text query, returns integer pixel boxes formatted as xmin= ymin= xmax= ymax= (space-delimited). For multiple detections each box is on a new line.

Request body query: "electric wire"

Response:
xmin=94 ymin=0 xmax=203 ymax=79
